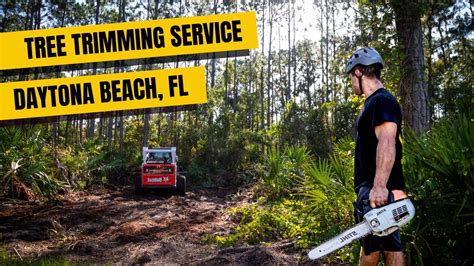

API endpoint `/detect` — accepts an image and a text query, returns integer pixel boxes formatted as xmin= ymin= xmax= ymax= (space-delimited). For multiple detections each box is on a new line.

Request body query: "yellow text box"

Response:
xmin=0 ymin=12 xmax=258 ymax=70
xmin=0 ymin=66 xmax=207 ymax=121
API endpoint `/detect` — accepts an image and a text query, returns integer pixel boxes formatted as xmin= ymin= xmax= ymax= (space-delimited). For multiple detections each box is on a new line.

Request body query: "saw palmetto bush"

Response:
xmin=58 ymin=139 xmax=136 ymax=189
xmin=213 ymin=143 xmax=359 ymax=262
xmin=0 ymin=125 xmax=135 ymax=200
xmin=210 ymin=147 xmax=312 ymax=247
xmin=403 ymin=112 xmax=473 ymax=265
xmin=0 ymin=126 xmax=62 ymax=201
xmin=293 ymin=139 xmax=357 ymax=261
xmin=262 ymin=146 xmax=311 ymax=198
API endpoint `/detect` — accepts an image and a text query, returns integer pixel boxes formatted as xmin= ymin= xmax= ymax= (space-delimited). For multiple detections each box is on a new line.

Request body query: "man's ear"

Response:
xmin=354 ymin=68 xmax=363 ymax=78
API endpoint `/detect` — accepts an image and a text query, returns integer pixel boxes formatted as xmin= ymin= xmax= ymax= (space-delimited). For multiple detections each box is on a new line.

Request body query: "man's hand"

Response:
xmin=369 ymin=185 xmax=389 ymax=208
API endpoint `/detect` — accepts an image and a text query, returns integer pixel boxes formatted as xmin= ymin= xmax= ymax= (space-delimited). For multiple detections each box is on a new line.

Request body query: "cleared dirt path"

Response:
xmin=0 ymin=186 xmax=302 ymax=264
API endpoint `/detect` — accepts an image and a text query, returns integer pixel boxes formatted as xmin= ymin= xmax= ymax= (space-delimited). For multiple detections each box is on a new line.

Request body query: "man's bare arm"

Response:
xmin=369 ymin=121 xmax=397 ymax=208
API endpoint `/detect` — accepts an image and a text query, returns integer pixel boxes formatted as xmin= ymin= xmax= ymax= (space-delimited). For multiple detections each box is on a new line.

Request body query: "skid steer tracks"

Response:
xmin=0 ymin=187 xmax=295 ymax=264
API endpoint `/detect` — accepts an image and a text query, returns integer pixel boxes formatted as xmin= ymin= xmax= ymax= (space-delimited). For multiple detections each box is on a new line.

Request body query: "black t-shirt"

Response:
xmin=354 ymin=88 xmax=405 ymax=193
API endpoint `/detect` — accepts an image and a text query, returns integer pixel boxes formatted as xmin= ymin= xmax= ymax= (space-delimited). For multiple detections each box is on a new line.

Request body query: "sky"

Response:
xmin=256 ymin=0 xmax=356 ymax=51
xmin=68 ymin=0 xmax=356 ymax=51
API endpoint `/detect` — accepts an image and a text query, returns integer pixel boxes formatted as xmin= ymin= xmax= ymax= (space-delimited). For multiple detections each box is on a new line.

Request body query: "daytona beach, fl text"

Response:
xmin=13 ymin=75 xmax=188 ymax=110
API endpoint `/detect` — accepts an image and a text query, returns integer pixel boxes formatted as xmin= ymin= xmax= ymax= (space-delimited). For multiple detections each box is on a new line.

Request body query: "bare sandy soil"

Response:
xmin=0 ymin=186 xmax=311 ymax=264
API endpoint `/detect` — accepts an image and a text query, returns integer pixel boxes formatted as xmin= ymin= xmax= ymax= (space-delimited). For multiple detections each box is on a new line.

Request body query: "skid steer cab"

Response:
xmin=135 ymin=147 xmax=186 ymax=196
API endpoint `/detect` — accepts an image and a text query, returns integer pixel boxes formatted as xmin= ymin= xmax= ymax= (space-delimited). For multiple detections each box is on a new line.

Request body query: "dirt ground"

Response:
xmin=0 ymin=186 xmax=312 ymax=264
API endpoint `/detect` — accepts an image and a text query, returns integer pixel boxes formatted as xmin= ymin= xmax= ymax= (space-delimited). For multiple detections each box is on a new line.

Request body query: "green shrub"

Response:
xmin=294 ymin=139 xmax=355 ymax=245
xmin=403 ymin=112 xmax=473 ymax=264
xmin=0 ymin=126 xmax=62 ymax=201
xmin=261 ymin=146 xmax=310 ymax=199
xmin=212 ymin=141 xmax=358 ymax=263
xmin=57 ymin=139 xmax=136 ymax=189
xmin=213 ymin=199 xmax=308 ymax=246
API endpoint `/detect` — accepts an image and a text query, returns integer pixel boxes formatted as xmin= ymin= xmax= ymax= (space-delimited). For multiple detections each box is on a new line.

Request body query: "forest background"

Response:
xmin=0 ymin=0 xmax=472 ymax=264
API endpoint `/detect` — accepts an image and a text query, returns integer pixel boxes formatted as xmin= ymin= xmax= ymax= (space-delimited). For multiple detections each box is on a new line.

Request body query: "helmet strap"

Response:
xmin=356 ymin=68 xmax=365 ymax=95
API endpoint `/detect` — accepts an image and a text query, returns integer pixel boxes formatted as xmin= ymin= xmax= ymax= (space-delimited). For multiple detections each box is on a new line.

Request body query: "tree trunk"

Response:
xmin=426 ymin=6 xmax=434 ymax=120
xmin=142 ymin=0 xmax=152 ymax=149
xmin=260 ymin=0 xmax=266 ymax=133
xmin=73 ymin=116 xmax=78 ymax=145
xmin=325 ymin=0 xmax=329 ymax=103
xmin=287 ymin=0 xmax=291 ymax=102
xmin=98 ymin=114 xmax=103 ymax=139
xmin=65 ymin=119 xmax=70 ymax=146
xmin=225 ymin=55 xmax=229 ymax=104
xmin=79 ymin=117 xmax=83 ymax=145
xmin=232 ymin=0 xmax=239 ymax=114
xmin=292 ymin=0 xmax=296 ymax=101
xmin=266 ymin=0 xmax=273 ymax=128
xmin=173 ymin=110 xmax=179 ymax=147
xmin=113 ymin=116 xmax=118 ymax=146
xmin=436 ymin=17 xmax=449 ymax=68
xmin=156 ymin=115 xmax=161 ymax=145
xmin=52 ymin=119 xmax=58 ymax=146
xmin=210 ymin=0 xmax=217 ymax=89
xmin=119 ymin=115 xmax=124 ymax=152
xmin=87 ymin=0 xmax=101 ymax=140
xmin=107 ymin=116 xmax=113 ymax=147
xmin=332 ymin=5 xmax=336 ymax=103
xmin=392 ymin=0 xmax=429 ymax=134
xmin=143 ymin=110 xmax=150 ymax=147
xmin=319 ymin=2 xmax=325 ymax=104
xmin=233 ymin=56 xmax=239 ymax=113
xmin=248 ymin=58 xmax=254 ymax=130
xmin=278 ymin=26 xmax=285 ymax=113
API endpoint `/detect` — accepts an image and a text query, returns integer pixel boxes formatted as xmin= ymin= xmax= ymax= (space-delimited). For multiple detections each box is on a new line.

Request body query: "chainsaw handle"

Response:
xmin=362 ymin=189 xmax=395 ymax=208
xmin=355 ymin=190 xmax=395 ymax=218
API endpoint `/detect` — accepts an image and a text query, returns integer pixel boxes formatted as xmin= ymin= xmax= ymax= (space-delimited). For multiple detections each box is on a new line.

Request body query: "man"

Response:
xmin=346 ymin=47 xmax=407 ymax=266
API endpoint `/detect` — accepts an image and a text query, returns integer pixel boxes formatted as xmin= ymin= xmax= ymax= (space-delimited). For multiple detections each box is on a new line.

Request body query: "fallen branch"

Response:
xmin=13 ymin=247 xmax=23 ymax=261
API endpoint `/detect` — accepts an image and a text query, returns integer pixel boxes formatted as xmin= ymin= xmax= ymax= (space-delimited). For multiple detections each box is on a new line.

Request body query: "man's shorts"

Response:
xmin=354 ymin=186 xmax=403 ymax=256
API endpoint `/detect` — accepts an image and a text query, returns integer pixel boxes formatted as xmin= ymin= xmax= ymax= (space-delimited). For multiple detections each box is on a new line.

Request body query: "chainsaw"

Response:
xmin=308 ymin=198 xmax=415 ymax=260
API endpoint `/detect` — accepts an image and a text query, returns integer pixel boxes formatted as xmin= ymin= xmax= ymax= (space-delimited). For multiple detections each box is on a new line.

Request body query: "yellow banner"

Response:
xmin=0 ymin=12 xmax=258 ymax=70
xmin=0 ymin=66 xmax=207 ymax=120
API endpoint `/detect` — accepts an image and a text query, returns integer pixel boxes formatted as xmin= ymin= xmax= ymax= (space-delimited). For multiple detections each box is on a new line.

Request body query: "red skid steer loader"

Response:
xmin=135 ymin=147 xmax=186 ymax=195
